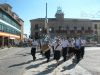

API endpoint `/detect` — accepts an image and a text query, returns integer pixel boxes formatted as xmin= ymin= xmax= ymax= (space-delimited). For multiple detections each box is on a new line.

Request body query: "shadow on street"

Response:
xmin=8 ymin=60 xmax=33 ymax=68
xmin=35 ymin=63 xmax=57 ymax=75
xmin=26 ymin=60 xmax=47 ymax=70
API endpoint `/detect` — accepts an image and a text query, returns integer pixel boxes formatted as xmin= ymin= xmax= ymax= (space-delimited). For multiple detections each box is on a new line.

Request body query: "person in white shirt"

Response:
xmin=80 ymin=38 xmax=86 ymax=59
xmin=54 ymin=38 xmax=62 ymax=65
xmin=68 ymin=38 xmax=75 ymax=58
xmin=61 ymin=37 xmax=69 ymax=62
xmin=75 ymin=38 xmax=81 ymax=49
xmin=31 ymin=40 xmax=38 ymax=61
xmin=51 ymin=39 xmax=56 ymax=54
xmin=74 ymin=37 xmax=81 ymax=62
xmin=44 ymin=41 xmax=51 ymax=62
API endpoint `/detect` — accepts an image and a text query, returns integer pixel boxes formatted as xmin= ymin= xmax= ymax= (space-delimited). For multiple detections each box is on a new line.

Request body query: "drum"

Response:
xmin=41 ymin=44 xmax=50 ymax=53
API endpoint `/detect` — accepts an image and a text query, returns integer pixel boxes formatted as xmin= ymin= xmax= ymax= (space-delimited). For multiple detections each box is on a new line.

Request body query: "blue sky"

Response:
xmin=0 ymin=0 xmax=100 ymax=36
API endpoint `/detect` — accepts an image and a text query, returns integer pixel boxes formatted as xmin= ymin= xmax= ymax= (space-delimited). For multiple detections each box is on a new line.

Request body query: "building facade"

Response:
xmin=0 ymin=3 xmax=24 ymax=47
xmin=30 ymin=8 xmax=100 ymax=43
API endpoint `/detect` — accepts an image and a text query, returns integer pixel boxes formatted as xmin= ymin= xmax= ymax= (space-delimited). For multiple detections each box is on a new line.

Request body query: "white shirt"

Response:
xmin=51 ymin=40 xmax=56 ymax=46
xmin=75 ymin=39 xmax=81 ymax=47
xmin=68 ymin=40 xmax=75 ymax=47
xmin=54 ymin=42 xmax=62 ymax=51
xmin=32 ymin=41 xmax=38 ymax=48
xmin=61 ymin=39 xmax=69 ymax=48
xmin=81 ymin=39 xmax=86 ymax=46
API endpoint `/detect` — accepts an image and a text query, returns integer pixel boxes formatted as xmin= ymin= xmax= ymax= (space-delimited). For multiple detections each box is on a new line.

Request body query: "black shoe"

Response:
xmin=33 ymin=57 xmax=36 ymax=61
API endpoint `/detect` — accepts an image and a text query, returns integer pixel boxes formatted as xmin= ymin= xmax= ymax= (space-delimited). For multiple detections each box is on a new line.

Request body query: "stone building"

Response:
xmin=30 ymin=8 xmax=100 ymax=43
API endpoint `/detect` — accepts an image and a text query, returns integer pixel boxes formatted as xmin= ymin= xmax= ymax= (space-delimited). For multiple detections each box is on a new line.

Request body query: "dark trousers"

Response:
xmin=75 ymin=48 xmax=81 ymax=61
xmin=31 ymin=48 xmax=36 ymax=60
xmin=68 ymin=47 xmax=76 ymax=57
xmin=62 ymin=47 xmax=67 ymax=61
xmin=54 ymin=50 xmax=61 ymax=60
xmin=44 ymin=50 xmax=50 ymax=62
xmin=80 ymin=46 xmax=85 ymax=58
xmin=52 ymin=46 xmax=55 ymax=54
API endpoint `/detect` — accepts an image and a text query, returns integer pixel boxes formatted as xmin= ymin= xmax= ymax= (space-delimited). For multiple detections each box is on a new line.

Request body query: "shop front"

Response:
xmin=0 ymin=32 xmax=20 ymax=48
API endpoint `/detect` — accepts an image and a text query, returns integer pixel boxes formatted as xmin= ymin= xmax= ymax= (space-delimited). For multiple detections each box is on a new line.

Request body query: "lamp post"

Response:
xmin=44 ymin=2 xmax=50 ymax=40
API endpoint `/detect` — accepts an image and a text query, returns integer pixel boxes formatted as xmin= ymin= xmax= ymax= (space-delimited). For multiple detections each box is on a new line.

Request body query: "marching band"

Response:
xmin=31 ymin=36 xmax=86 ymax=64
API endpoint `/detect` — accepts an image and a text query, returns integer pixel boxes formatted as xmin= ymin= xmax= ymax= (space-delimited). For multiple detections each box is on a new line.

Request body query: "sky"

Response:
xmin=0 ymin=0 xmax=100 ymax=37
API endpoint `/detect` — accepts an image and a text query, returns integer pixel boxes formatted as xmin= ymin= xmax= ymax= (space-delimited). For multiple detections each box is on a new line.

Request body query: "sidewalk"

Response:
xmin=23 ymin=52 xmax=92 ymax=75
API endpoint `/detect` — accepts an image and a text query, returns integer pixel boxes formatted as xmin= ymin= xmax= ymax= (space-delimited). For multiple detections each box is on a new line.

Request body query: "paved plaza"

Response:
xmin=0 ymin=47 xmax=100 ymax=75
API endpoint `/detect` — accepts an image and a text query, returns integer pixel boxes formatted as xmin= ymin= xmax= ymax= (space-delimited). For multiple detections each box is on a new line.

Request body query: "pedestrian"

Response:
xmin=31 ymin=39 xmax=38 ymax=61
xmin=41 ymin=41 xmax=51 ymax=62
xmin=61 ymin=37 xmax=69 ymax=62
xmin=74 ymin=37 xmax=81 ymax=63
xmin=51 ymin=39 xmax=56 ymax=55
xmin=54 ymin=38 xmax=62 ymax=65
xmin=80 ymin=38 xmax=86 ymax=59
xmin=68 ymin=38 xmax=75 ymax=58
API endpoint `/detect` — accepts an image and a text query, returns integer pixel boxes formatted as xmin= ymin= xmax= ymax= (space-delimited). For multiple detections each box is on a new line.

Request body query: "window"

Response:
xmin=4 ymin=8 xmax=8 ymax=11
xmin=0 ymin=11 xmax=2 ymax=19
xmin=94 ymin=24 xmax=97 ymax=29
xmin=74 ymin=26 xmax=77 ymax=30
xmin=35 ymin=24 xmax=39 ymax=30
xmin=88 ymin=27 xmax=91 ymax=30
xmin=66 ymin=26 xmax=69 ymax=30
xmin=59 ymin=26 xmax=62 ymax=30
xmin=1 ymin=24 xmax=4 ymax=32
xmin=6 ymin=27 xmax=9 ymax=32
xmin=81 ymin=27 xmax=84 ymax=30
xmin=3 ymin=25 xmax=6 ymax=32
xmin=1 ymin=12 xmax=21 ymax=30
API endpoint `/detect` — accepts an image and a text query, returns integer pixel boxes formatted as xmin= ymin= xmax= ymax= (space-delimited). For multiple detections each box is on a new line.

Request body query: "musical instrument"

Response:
xmin=41 ymin=44 xmax=50 ymax=53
